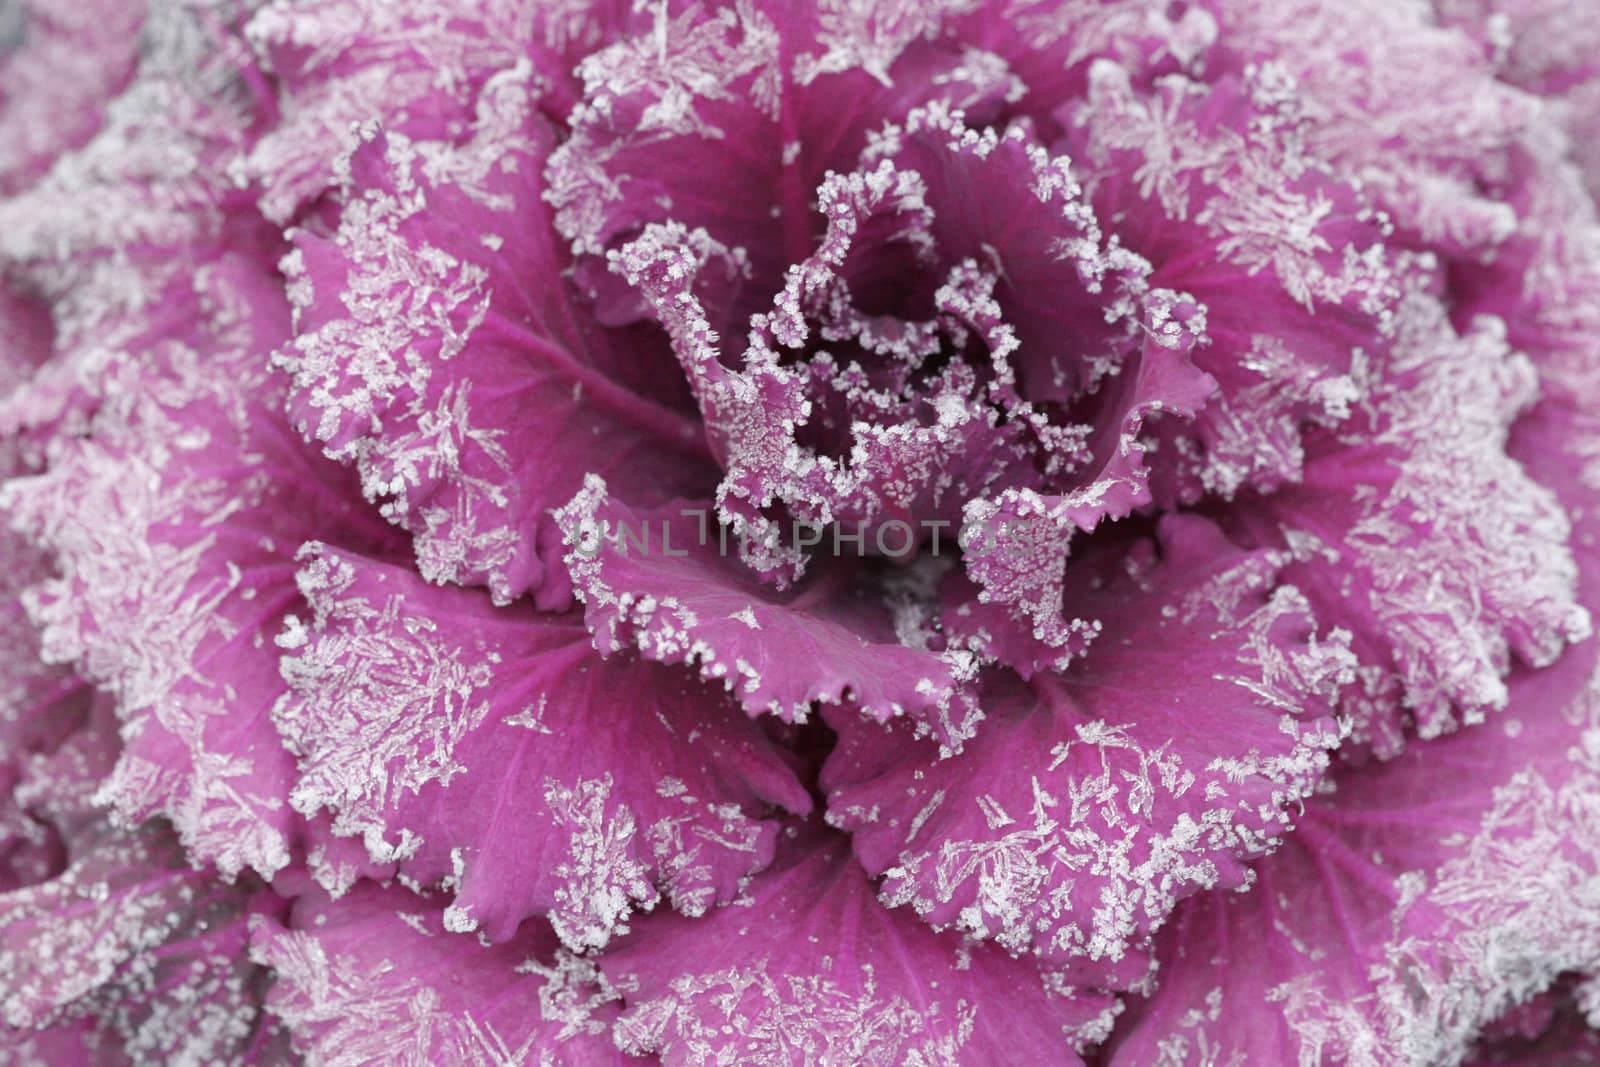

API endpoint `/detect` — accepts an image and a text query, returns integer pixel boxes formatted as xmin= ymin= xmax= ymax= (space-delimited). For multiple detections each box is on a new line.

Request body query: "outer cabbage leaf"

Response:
xmin=825 ymin=513 xmax=1352 ymax=981
xmin=278 ymin=66 xmax=715 ymax=607
xmin=275 ymin=541 xmax=811 ymax=949
xmin=1236 ymin=296 xmax=1590 ymax=754
xmin=0 ymin=0 xmax=146 ymax=196
xmin=250 ymin=881 xmax=632 ymax=1066
xmin=1105 ymin=401 xmax=1600 ymax=1066
xmin=0 ymin=703 xmax=284 ymax=1064
xmin=1 ymin=255 xmax=394 ymax=878
xmin=243 ymin=0 xmax=639 ymax=224
xmin=599 ymin=822 xmax=1120 ymax=1066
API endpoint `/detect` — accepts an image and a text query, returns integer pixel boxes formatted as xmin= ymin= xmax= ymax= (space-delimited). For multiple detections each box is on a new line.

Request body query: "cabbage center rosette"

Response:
xmin=3 ymin=1 xmax=1600 ymax=1065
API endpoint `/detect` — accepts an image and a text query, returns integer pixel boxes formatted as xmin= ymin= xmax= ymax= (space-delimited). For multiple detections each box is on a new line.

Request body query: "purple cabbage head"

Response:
xmin=4 ymin=0 xmax=1600 ymax=1063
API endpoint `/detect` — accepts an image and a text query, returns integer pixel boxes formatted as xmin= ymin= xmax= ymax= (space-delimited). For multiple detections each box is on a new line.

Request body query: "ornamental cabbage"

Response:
xmin=3 ymin=1 xmax=1600 ymax=1064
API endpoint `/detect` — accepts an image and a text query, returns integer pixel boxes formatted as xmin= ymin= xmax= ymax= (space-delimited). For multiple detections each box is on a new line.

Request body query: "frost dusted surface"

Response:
xmin=3 ymin=2 xmax=1600 ymax=1066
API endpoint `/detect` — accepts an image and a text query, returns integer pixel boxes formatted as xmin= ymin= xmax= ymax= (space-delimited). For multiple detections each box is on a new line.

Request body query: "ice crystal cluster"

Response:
xmin=5 ymin=0 xmax=1600 ymax=1063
